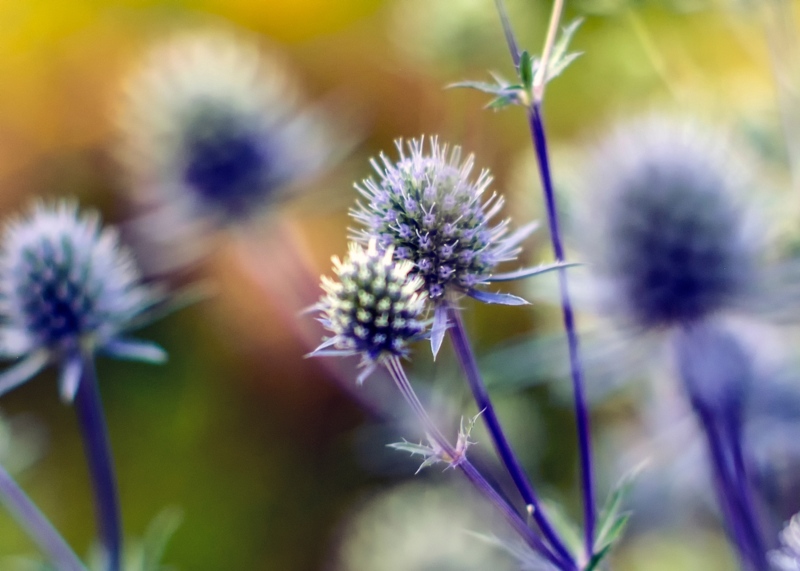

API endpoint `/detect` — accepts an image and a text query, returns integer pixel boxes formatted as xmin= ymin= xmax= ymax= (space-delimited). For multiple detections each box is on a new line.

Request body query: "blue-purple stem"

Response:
xmin=694 ymin=402 xmax=767 ymax=571
xmin=446 ymin=304 xmax=576 ymax=570
xmin=74 ymin=356 xmax=122 ymax=571
xmin=527 ymin=102 xmax=596 ymax=557
xmin=384 ymin=356 xmax=569 ymax=570
xmin=0 ymin=463 xmax=87 ymax=571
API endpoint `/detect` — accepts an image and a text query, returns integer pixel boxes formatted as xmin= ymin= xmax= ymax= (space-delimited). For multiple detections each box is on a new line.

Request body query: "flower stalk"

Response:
xmin=0 ymin=463 xmax=87 ymax=571
xmin=383 ymin=356 xmax=572 ymax=570
xmin=526 ymin=103 xmax=596 ymax=557
xmin=74 ymin=355 xmax=122 ymax=571
xmin=445 ymin=301 xmax=576 ymax=569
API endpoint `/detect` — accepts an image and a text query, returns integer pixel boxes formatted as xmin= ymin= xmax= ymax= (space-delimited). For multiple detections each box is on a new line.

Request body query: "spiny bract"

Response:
xmin=352 ymin=137 xmax=531 ymax=303
xmin=313 ymin=240 xmax=427 ymax=382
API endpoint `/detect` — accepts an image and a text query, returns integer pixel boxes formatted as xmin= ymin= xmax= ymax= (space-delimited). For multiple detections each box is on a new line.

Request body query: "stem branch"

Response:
xmin=446 ymin=303 xmax=576 ymax=569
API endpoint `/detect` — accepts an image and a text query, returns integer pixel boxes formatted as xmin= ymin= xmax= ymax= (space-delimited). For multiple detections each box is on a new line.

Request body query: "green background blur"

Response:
xmin=0 ymin=0 xmax=790 ymax=569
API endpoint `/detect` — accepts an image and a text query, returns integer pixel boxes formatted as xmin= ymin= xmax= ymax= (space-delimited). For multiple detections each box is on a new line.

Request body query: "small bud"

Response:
xmin=312 ymin=240 xmax=427 ymax=382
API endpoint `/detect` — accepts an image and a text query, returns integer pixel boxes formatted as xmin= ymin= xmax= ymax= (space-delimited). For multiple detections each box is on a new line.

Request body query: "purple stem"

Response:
xmin=527 ymin=102 xmax=596 ymax=557
xmin=446 ymin=303 xmax=576 ymax=569
xmin=695 ymin=403 xmax=765 ymax=571
xmin=724 ymin=415 xmax=768 ymax=570
xmin=384 ymin=356 xmax=570 ymax=570
xmin=74 ymin=355 xmax=122 ymax=571
xmin=0 ymin=463 xmax=87 ymax=571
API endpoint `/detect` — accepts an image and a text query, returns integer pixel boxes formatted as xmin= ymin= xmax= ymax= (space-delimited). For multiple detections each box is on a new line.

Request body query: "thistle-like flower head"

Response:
xmin=584 ymin=117 xmax=755 ymax=330
xmin=770 ymin=513 xmax=800 ymax=570
xmin=117 ymin=29 xmax=330 ymax=226
xmin=352 ymin=137 xmax=534 ymax=305
xmin=0 ymin=202 xmax=164 ymax=401
xmin=312 ymin=240 xmax=427 ymax=382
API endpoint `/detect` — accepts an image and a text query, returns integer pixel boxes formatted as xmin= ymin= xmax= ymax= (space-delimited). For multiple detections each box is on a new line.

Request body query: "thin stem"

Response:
xmin=384 ymin=357 xmax=571 ymax=570
xmin=528 ymin=102 xmax=596 ymax=558
xmin=74 ymin=355 xmax=122 ymax=571
xmin=0 ymin=463 xmax=87 ymax=571
xmin=446 ymin=303 xmax=576 ymax=569
xmin=724 ymin=415 xmax=768 ymax=570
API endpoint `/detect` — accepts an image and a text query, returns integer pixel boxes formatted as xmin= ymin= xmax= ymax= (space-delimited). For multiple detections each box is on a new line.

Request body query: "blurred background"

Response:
xmin=0 ymin=0 xmax=795 ymax=569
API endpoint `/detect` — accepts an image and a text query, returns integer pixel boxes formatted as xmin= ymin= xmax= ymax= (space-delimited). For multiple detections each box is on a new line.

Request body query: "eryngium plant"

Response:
xmin=117 ymin=29 xmax=330 ymax=225
xmin=311 ymin=239 xmax=427 ymax=383
xmin=584 ymin=117 xmax=755 ymax=330
xmin=0 ymin=201 xmax=162 ymax=399
xmin=0 ymin=201 xmax=167 ymax=571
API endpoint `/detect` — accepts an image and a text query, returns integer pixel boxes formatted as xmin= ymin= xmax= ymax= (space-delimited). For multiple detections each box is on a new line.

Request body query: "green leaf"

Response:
xmin=543 ymin=18 xmax=584 ymax=84
xmin=593 ymin=465 xmax=641 ymax=555
xmin=447 ymin=80 xmax=508 ymax=94
xmin=519 ymin=50 xmax=534 ymax=91
xmin=540 ymin=500 xmax=582 ymax=556
xmin=140 ymin=507 xmax=183 ymax=571
xmin=585 ymin=544 xmax=613 ymax=571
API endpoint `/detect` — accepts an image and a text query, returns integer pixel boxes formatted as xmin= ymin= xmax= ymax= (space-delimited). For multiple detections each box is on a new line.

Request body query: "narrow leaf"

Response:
xmin=494 ymin=0 xmax=521 ymax=66
xmin=487 ymin=262 xmax=580 ymax=283
xmin=466 ymin=289 xmax=529 ymax=306
xmin=104 ymin=339 xmax=167 ymax=365
xmin=447 ymin=80 xmax=508 ymax=95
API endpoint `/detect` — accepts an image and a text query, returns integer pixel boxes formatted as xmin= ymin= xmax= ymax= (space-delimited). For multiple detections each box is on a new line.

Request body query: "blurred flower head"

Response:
xmin=333 ymin=480 xmax=517 ymax=571
xmin=0 ymin=201 xmax=164 ymax=401
xmin=582 ymin=116 xmax=756 ymax=331
xmin=116 ymin=28 xmax=332 ymax=260
xmin=770 ymin=513 xmax=800 ymax=570
xmin=311 ymin=239 xmax=427 ymax=383
xmin=352 ymin=137 xmax=534 ymax=305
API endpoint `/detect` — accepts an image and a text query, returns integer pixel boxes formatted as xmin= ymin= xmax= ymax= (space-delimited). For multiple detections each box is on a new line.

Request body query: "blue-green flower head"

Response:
xmin=312 ymin=240 xmax=427 ymax=383
xmin=117 ymin=29 xmax=329 ymax=225
xmin=0 ymin=202 xmax=165 ymax=401
xmin=352 ymin=137 xmax=535 ymax=305
xmin=584 ymin=117 xmax=756 ymax=330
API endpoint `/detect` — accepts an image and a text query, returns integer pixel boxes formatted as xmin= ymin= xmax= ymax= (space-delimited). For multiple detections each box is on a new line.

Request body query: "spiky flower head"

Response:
xmin=312 ymin=240 xmax=427 ymax=382
xmin=584 ymin=117 xmax=755 ymax=330
xmin=352 ymin=137 xmax=534 ymax=305
xmin=117 ymin=28 xmax=330 ymax=226
xmin=770 ymin=513 xmax=800 ymax=570
xmin=0 ymin=202 xmax=164 ymax=402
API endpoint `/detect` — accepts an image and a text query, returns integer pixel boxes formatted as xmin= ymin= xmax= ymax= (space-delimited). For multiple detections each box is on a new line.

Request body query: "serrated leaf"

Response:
xmin=387 ymin=439 xmax=441 ymax=474
xmin=549 ymin=19 xmax=583 ymax=70
xmin=593 ymin=465 xmax=641 ymax=553
xmin=543 ymin=20 xmax=583 ymax=84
